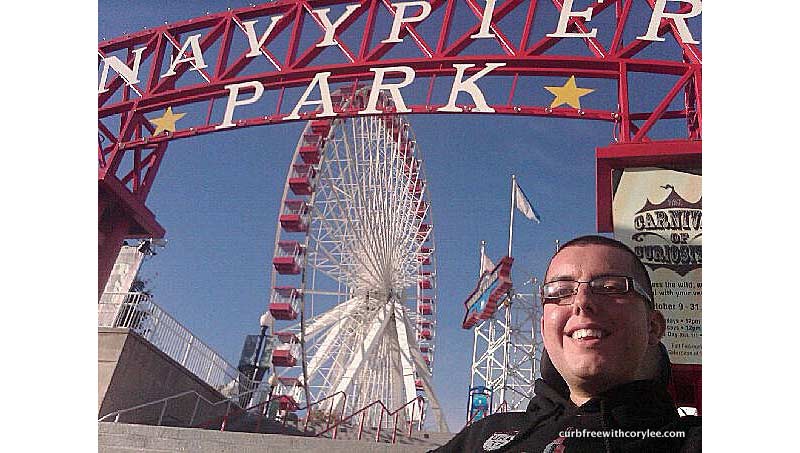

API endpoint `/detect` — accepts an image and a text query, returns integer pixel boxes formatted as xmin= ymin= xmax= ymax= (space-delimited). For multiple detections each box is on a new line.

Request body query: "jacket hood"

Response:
xmin=530 ymin=342 xmax=673 ymax=411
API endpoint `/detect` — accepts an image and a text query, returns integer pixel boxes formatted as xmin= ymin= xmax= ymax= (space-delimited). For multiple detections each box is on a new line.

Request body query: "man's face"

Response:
xmin=541 ymin=244 xmax=660 ymax=393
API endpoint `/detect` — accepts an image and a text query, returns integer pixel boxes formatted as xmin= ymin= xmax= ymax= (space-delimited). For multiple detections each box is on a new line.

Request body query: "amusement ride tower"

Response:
xmin=467 ymin=242 xmax=543 ymax=418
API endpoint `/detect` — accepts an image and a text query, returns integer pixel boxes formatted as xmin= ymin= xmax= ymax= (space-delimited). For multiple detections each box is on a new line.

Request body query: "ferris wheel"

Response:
xmin=265 ymin=86 xmax=448 ymax=431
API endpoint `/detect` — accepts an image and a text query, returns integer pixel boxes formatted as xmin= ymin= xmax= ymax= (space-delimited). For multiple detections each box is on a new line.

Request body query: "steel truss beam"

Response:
xmin=99 ymin=0 xmax=701 ymax=202
xmin=503 ymin=291 xmax=542 ymax=411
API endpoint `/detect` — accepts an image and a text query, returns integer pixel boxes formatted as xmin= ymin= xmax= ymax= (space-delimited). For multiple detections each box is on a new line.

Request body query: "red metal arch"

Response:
xmin=98 ymin=0 xmax=701 ymax=294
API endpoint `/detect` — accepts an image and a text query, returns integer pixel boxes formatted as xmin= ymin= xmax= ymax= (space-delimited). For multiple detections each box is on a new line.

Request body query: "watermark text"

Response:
xmin=558 ymin=429 xmax=686 ymax=439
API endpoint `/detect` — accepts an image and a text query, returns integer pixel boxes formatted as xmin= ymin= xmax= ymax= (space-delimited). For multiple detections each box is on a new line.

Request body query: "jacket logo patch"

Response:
xmin=542 ymin=434 xmax=566 ymax=453
xmin=483 ymin=431 xmax=518 ymax=451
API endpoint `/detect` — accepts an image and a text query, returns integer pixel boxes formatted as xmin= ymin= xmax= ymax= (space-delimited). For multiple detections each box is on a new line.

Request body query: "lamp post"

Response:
xmin=252 ymin=312 xmax=273 ymax=383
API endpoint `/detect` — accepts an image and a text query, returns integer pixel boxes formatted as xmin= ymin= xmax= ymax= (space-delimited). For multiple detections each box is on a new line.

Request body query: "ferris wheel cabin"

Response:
xmin=418 ymin=320 xmax=433 ymax=341
xmin=288 ymin=164 xmax=316 ymax=195
xmin=272 ymin=240 xmax=304 ymax=275
xmin=279 ymin=200 xmax=309 ymax=233
xmin=271 ymin=331 xmax=300 ymax=368
xmin=309 ymin=119 xmax=331 ymax=136
xmin=299 ymin=133 xmax=323 ymax=165
xmin=272 ymin=377 xmax=304 ymax=411
xmin=268 ymin=287 xmax=301 ymax=321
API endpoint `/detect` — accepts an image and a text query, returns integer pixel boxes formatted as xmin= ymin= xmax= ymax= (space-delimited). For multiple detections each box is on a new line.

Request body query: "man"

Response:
xmin=432 ymin=235 xmax=701 ymax=452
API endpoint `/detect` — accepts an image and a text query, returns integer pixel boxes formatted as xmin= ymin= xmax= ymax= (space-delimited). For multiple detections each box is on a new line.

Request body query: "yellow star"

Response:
xmin=149 ymin=107 xmax=186 ymax=135
xmin=544 ymin=76 xmax=595 ymax=109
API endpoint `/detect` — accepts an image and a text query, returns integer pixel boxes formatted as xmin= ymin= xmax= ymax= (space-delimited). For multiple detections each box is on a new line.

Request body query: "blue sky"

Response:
xmin=99 ymin=0 xmax=698 ymax=430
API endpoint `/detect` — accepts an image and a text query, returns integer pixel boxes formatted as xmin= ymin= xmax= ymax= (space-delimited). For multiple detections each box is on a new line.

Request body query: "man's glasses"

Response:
xmin=540 ymin=275 xmax=653 ymax=308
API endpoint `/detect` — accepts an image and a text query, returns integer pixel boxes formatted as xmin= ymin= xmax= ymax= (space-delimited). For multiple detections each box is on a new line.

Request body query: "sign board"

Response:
xmin=613 ymin=168 xmax=701 ymax=365
xmin=238 ymin=334 xmax=274 ymax=372
xmin=462 ymin=256 xmax=513 ymax=329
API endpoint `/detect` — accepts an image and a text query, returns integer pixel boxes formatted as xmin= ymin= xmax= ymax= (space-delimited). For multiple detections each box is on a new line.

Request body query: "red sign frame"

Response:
xmin=595 ymin=139 xmax=702 ymax=413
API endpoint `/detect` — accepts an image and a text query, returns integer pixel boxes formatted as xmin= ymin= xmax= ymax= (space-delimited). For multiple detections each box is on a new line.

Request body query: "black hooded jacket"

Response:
xmin=431 ymin=347 xmax=701 ymax=453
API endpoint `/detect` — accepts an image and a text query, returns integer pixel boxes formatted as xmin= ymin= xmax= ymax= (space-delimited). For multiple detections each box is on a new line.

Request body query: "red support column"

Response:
xmin=669 ymin=364 xmax=702 ymax=414
xmin=98 ymin=176 xmax=165 ymax=299
xmin=98 ymin=202 xmax=132 ymax=298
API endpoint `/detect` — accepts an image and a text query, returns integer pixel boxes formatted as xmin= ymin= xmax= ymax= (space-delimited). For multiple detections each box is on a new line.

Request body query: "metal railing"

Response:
xmin=315 ymin=396 xmax=425 ymax=444
xmin=98 ymin=292 xmax=254 ymax=396
xmin=98 ymin=386 xmax=269 ymax=427
xmin=197 ymin=390 xmax=348 ymax=438
xmin=102 ymin=384 xmax=421 ymax=444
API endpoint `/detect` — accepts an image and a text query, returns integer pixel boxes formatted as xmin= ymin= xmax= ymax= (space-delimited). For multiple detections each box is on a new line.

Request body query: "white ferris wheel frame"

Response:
xmin=267 ymin=87 xmax=448 ymax=432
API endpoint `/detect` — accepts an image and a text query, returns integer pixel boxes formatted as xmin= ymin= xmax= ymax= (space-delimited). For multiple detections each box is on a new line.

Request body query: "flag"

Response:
xmin=514 ymin=180 xmax=541 ymax=223
xmin=481 ymin=254 xmax=495 ymax=274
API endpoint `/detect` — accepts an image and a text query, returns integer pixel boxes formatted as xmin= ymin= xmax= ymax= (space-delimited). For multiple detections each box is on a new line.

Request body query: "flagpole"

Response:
xmin=502 ymin=176 xmax=515 ymax=409
xmin=480 ymin=240 xmax=486 ymax=278
xmin=508 ymin=175 xmax=516 ymax=257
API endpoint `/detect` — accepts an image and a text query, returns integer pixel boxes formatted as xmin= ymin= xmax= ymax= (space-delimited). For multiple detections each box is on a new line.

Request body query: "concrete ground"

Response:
xmin=99 ymin=422 xmax=455 ymax=452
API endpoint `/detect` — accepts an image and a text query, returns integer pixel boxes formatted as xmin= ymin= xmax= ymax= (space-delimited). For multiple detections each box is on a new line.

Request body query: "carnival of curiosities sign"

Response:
xmin=613 ymin=168 xmax=701 ymax=365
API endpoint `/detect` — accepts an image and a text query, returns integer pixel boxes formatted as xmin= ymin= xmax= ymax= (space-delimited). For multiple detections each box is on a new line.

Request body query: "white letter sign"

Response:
xmin=359 ymin=66 xmax=416 ymax=114
xmin=438 ymin=63 xmax=505 ymax=113
xmin=160 ymin=34 xmax=208 ymax=78
xmin=284 ymin=72 xmax=337 ymax=120
xmin=216 ymin=81 xmax=265 ymax=129
xmin=314 ymin=5 xmax=362 ymax=47
xmin=242 ymin=16 xmax=285 ymax=57
xmin=98 ymin=47 xmax=146 ymax=93
xmin=546 ymin=0 xmax=597 ymax=39
xmin=382 ymin=1 xmax=432 ymax=43
xmin=637 ymin=0 xmax=701 ymax=44
xmin=470 ymin=0 xmax=498 ymax=39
